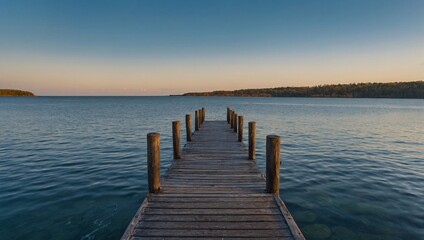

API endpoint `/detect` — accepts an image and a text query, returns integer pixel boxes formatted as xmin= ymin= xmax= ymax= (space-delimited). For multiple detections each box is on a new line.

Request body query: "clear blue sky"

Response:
xmin=1 ymin=0 xmax=423 ymax=95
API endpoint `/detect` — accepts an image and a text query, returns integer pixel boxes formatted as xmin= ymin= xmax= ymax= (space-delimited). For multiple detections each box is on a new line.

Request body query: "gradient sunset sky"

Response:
xmin=1 ymin=0 xmax=423 ymax=96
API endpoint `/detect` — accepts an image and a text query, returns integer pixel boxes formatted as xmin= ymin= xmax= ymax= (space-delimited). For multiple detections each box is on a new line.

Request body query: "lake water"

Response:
xmin=0 ymin=97 xmax=423 ymax=240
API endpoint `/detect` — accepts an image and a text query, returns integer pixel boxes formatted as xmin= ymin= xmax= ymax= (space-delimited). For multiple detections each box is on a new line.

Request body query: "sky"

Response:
xmin=0 ymin=0 xmax=423 ymax=96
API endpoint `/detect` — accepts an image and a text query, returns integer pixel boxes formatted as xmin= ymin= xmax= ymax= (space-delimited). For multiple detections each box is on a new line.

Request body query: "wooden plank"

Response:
xmin=151 ymin=193 xmax=272 ymax=198
xmin=166 ymin=174 xmax=263 ymax=178
xmin=161 ymin=188 xmax=266 ymax=194
xmin=171 ymin=161 xmax=256 ymax=165
xmin=171 ymin=162 xmax=256 ymax=166
xmin=163 ymin=185 xmax=263 ymax=188
xmin=160 ymin=185 xmax=265 ymax=190
xmin=169 ymin=169 xmax=261 ymax=174
xmin=148 ymin=196 xmax=273 ymax=202
xmin=163 ymin=181 xmax=263 ymax=185
xmin=132 ymin=237 xmax=294 ymax=240
xmin=166 ymin=177 xmax=263 ymax=181
xmin=142 ymin=208 xmax=280 ymax=215
xmin=274 ymin=196 xmax=306 ymax=239
xmin=140 ymin=214 xmax=285 ymax=222
xmin=161 ymin=184 xmax=265 ymax=188
xmin=137 ymin=221 xmax=288 ymax=230
xmin=170 ymin=165 xmax=256 ymax=169
xmin=165 ymin=174 xmax=263 ymax=178
xmin=165 ymin=177 xmax=264 ymax=182
xmin=169 ymin=166 xmax=257 ymax=170
xmin=168 ymin=170 xmax=259 ymax=174
xmin=133 ymin=229 xmax=292 ymax=237
xmin=146 ymin=201 xmax=277 ymax=209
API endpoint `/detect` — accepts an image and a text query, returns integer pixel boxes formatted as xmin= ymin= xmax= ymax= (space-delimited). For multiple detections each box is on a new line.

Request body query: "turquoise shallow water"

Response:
xmin=0 ymin=97 xmax=423 ymax=240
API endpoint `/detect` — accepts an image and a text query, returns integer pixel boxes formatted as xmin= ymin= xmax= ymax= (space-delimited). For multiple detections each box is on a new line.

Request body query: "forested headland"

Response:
xmin=180 ymin=81 xmax=423 ymax=98
xmin=0 ymin=89 xmax=35 ymax=96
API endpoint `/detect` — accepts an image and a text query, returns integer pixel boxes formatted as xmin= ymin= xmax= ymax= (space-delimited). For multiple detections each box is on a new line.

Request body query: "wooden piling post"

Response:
xmin=238 ymin=116 xmax=244 ymax=142
xmin=227 ymin=107 xmax=230 ymax=124
xmin=230 ymin=110 xmax=234 ymax=128
xmin=172 ymin=121 xmax=181 ymax=159
xmin=185 ymin=114 xmax=192 ymax=141
xmin=147 ymin=133 xmax=160 ymax=193
xmin=266 ymin=135 xmax=280 ymax=195
xmin=201 ymin=108 xmax=204 ymax=124
xmin=248 ymin=122 xmax=256 ymax=160
xmin=199 ymin=108 xmax=203 ymax=125
xmin=195 ymin=110 xmax=199 ymax=131
xmin=233 ymin=113 xmax=238 ymax=133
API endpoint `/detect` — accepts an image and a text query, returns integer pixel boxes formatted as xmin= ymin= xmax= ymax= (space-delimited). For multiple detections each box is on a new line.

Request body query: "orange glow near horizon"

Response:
xmin=1 ymin=39 xmax=423 ymax=96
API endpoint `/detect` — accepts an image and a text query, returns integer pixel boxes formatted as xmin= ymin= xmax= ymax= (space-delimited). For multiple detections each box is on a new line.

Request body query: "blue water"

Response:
xmin=0 ymin=97 xmax=423 ymax=240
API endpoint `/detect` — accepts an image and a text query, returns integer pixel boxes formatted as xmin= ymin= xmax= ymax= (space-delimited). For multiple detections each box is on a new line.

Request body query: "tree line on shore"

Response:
xmin=0 ymin=89 xmax=35 ymax=96
xmin=181 ymin=81 xmax=423 ymax=98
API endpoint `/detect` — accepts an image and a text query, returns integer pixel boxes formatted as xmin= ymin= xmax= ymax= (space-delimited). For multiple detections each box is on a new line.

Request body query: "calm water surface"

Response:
xmin=0 ymin=97 xmax=423 ymax=240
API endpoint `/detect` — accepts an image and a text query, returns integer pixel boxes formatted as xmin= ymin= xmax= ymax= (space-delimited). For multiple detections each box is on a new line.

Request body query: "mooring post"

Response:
xmin=195 ymin=110 xmax=199 ymax=131
xmin=185 ymin=114 xmax=192 ymax=141
xmin=201 ymin=108 xmax=204 ymax=124
xmin=233 ymin=113 xmax=238 ymax=133
xmin=202 ymin=107 xmax=206 ymax=123
xmin=227 ymin=107 xmax=230 ymax=123
xmin=199 ymin=108 xmax=203 ymax=125
xmin=248 ymin=122 xmax=256 ymax=160
xmin=230 ymin=110 xmax=234 ymax=128
xmin=266 ymin=135 xmax=280 ymax=195
xmin=172 ymin=121 xmax=181 ymax=159
xmin=238 ymin=115 xmax=244 ymax=142
xmin=147 ymin=133 xmax=160 ymax=193
xmin=232 ymin=111 xmax=236 ymax=129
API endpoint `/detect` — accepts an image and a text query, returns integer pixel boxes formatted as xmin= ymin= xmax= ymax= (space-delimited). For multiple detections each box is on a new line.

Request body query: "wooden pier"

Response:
xmin=122 ymin=108 xmax=304 ymax=239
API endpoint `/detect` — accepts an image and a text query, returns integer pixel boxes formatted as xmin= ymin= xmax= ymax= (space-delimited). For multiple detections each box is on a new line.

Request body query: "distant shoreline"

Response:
xmin=175 ymin=81 xmax=424 ymax=99
xmin=0 ymin=89 xmax=35 ymax=97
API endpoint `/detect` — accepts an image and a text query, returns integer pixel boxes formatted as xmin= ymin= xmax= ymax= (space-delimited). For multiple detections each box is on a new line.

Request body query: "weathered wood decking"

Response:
xmin=122 ymin=120 xmax=304 ymax=239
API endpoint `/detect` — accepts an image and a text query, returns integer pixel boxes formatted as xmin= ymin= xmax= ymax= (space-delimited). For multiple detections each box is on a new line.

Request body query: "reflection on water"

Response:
xmin=0 ymin=97 xmax=423 ymax=239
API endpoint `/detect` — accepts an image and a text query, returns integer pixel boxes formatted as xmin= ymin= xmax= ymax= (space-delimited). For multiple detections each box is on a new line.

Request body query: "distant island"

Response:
xmin=0 ymin=89 xmax=35 ymax=97
xmin=179 ymin=81 xmax=424 ymax=99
